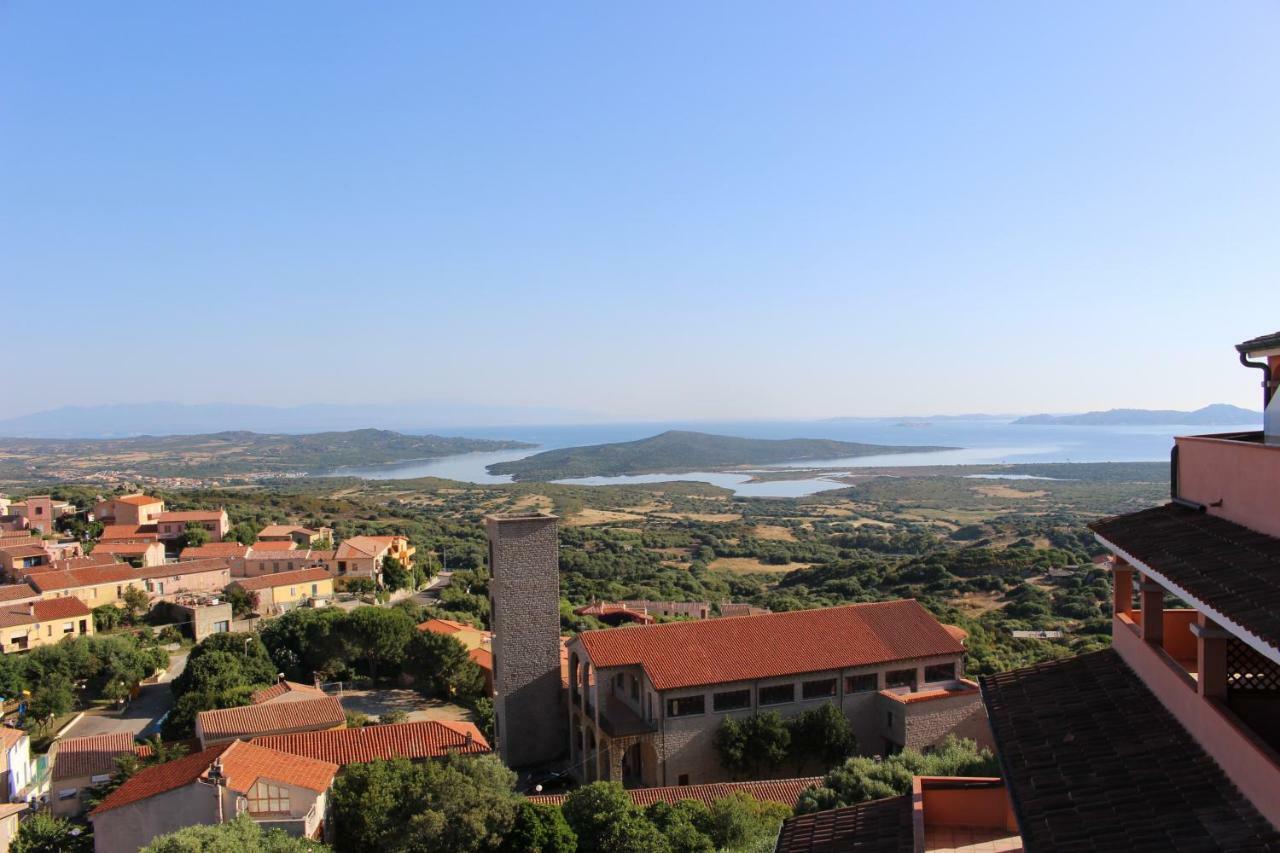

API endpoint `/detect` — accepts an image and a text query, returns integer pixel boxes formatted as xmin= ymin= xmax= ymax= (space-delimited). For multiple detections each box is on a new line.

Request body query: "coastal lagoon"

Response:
xmin=329 ymin=418 xmax=1257 ymax=497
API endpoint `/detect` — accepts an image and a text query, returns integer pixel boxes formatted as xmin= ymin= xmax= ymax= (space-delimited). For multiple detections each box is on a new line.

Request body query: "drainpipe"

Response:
xmin=1239 ymin=351 xmax=1275 ymax=408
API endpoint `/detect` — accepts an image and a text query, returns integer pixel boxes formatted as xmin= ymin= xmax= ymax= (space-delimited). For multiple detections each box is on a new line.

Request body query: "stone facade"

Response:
xmin=486 ymin=514 xmax=564 ymax=768
xmin=567 ymin=646 xmax=990 ymax=787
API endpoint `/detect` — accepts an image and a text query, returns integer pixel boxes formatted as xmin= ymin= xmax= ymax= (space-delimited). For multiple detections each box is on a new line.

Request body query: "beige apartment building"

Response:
xmin=90 ymin=540 xmax=166 ymax=567
xmin=333 ymin=535 xmax=413 ymax=582
xmin=566 ymin=600 xmax=990 ymax=788
xmin=156 ymin=509 xmax=230 ymax=542
xmin=231 ymin=568 xmax=333 ymax=615
xmin=256 ymin=525 xmax=332 ymax=547
xmin=239 ymin=547 xmax=333 ymax=579
xmin=0 ymin=597 xmax=94 ymax=653
xmin=27 ymin=564 xmax=144 ymax=607
xmin=93 ymin=494 xmax=164 ymax=526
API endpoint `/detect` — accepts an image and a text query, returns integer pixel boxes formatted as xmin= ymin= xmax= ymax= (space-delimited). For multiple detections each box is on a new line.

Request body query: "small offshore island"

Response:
xmin=485 ymin=429 xmax=954 ymax=482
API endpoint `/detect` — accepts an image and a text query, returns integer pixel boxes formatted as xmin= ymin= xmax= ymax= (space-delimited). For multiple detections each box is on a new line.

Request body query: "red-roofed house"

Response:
xmin=251 ymin=720 xmax=489 ymax=766
xmin=0 ymin=597 xmax=93 ymax=654
xmin=156 ymin=509 xmax=229 ymax=543
xmin=97 ymin=524 xmax=160 ymax=543
xmin=195 ymin=696 xmax=347 ymax=748
xmin=566 ymin=600 xmax=989 ymax=788
xmin=50 ymin=733 xmax=150 ymax=817
xmin=333 ymin=535 xmax=414 ymax=583
xmin=256 ymin=525 xmax=333 ymax=548
xmin=28 ymin=564 xmax=145 ymax=607
xmin=89 ymin=740 xmax=337 ymax=850
xmin=94 ymin=494 xmax=164 ymax=526
xmin=250 ymin=679 xmax=325 ymax=706
xmin=240 ymin=547 xmax=332 ymax=580
xmin=230 ymin=568 xmax=334 ymax=615
xmin=90 ymin=540 xmax=166 ymax=568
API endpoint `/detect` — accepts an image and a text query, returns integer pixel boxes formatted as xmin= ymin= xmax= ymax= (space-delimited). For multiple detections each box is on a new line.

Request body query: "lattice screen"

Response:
xmin=1227 ymin=639 xmax=1280 ymax=692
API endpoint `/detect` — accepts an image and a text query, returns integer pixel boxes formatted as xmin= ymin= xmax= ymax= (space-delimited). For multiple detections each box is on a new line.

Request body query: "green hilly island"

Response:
xmin=486 ymin=430 xmax=953 ymax=481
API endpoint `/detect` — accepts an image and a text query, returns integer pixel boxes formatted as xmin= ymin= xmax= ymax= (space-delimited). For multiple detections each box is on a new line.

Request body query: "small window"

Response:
xmin=802 ymin=678 xmax=836 ymax=699
xmin=666 ymin=695 xmax=706 ymax=717
xmin=758 ymin=683 xmax=794 ymax=706
xmin=885 ymin=669 xmax=916 ymax=689
xmin=712 ymin=689 xmax=751 ymax=712
xmin=886 ymin=711 xmax=895 ymax=728
xmin=924 ymin=663 xmax=956 ymax=683
xmin=678 ymin=774 xmax=690 ymax=786
xmin=846 ymin=674 xmax=877 ymax=693
xmin=630 ymin=675 xmax=639 ymax=700
xmin=62 ymin=622 xmax=73 ymax=634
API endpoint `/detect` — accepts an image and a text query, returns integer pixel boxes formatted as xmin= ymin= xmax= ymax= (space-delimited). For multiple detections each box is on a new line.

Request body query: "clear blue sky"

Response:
xmin=2 ymin=2 xmax=1277 ymax=421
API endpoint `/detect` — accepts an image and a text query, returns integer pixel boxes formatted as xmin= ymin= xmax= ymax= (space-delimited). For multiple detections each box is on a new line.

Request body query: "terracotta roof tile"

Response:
xmin=531 ymin=776 xmax=823 ymax=809
xmin=0 ymin=728 xmax=25 ymax=751
xmin=250 ymin=681 xmax=324 ymax=705
xmin=575 ymin=600 xmax=963 ymax=691
xmin=0 ymin=584 xmax=37 ymax=603
xmin=253 ymin=541 xmax=297 ymax=551
xmin=197 ymin=696 xmax=345 ymax=741
xmin=335 ymin=536 xmax=400 ymax=558
xmin=257 ymin=525 xmax=316 ymax=538
xmin=181 ymin=543 xmax=250 ymax=559
xmin=417 ymin=618 xmax=472 ymax=635
xmin=775 ymin=796 xmax=913 ymax=853
xmin=232 ymin=567 xmax=332 ymax=591
xmin=252 ymin=721 xmax=489 ymax=765
xmin=115 ymin=495 xmax=162 ymax=507
xmin=53 ymin=733 xmax=140 ymax=781
xmin=29 ymin=564 xmax=141 ymax=592
xmin=981 ymin=649 xmax=1280 ymax=851
xmin=0 ymin=597 xmax=93 ymax=628
xmin=137 ymin=558 xmax=230 ymax=579
xmin=0 ymin=545 xmax=47 ymax=559
xmin=49 ymin=554 xmax=120 ymax=572
xmin=90 ymin=741 xmax=337 ymax=816
xmin=91 ymin=542 xmax=157 ymax=556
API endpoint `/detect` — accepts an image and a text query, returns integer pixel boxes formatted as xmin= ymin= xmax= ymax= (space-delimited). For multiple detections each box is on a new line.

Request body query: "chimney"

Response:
xmin=1237 ymin=333 xmax=1280 ymax=444
xmin=464 ymin=730 xmax=473 ymax=747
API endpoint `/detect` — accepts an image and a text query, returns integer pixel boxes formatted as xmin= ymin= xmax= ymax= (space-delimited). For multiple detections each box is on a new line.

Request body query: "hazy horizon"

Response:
xmin=3 ymin=3 xmax=1276 ymax=421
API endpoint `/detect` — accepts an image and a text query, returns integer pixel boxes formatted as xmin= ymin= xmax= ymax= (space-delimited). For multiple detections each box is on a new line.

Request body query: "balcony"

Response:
xmin=595 ymin=695 xmax=655 ymax=739
xmin=914 ymin=777 xmax=1021 ymax=852
xmin=1175 ymin=432 xmax=1280 ymax=537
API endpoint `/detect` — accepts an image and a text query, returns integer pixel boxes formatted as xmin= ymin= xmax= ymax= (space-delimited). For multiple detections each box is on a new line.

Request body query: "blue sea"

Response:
xmin=328 ymin=418 xmax=1257 ymax=497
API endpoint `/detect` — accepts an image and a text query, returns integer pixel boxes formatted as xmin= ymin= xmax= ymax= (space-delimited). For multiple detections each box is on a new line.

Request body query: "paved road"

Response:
xmin=59 ymin=650 xmax=188 ymax=742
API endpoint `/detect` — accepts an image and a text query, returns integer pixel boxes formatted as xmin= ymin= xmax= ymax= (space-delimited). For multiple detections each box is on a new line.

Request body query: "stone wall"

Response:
xmin=487 ymin=515 xmax=565 ymax=768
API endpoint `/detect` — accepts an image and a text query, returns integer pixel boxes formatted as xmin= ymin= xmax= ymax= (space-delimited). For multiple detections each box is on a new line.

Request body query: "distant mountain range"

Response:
xmin=0 ymin=429 xmax=532 ymax=480
xmin=486 ymin=430 xmax=953 ymax=481
xmin=1013 ymin=404 xmax=1259 ymax=426
xmin=0 ymin=401 xmax=594 ymax=439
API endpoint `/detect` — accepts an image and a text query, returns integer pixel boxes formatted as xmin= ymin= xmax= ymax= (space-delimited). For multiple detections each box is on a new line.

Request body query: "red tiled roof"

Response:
xmin=253 ymin=540 xmax=297 ymax=551
xmin=115 ymin=495 xmax=162 ymax=507
xmin=0 ymin=584 xmax=36 ymax=603
xmin=53 ymin=732 xmax=141 ymax=781
xmin=0 ymin=596 xmax=91 ymax=628
xmin=99 ymin=524 xmax=158 ymax=541
xmin=28 ymin=564 xmax=140 ymax=592
xmin=469 ymin=648 xmax=493 ymax=671
xmin=575 ymin=601 xmax=964 ymax=691
xmin=252 ymin=721 xmax=490 ymax=765
xmin=157 ymin=511 xmax=224 ymax=523
xmin=137 ymin=558 xmax=230 ymax=579
xmin=575 ymin=602 xmax=656 ymax=623
xmin=417 ymin=618 xmax=473 ymax=635
xmin=775 ymin=796 xmax=913 ymax=853
xmin=90 ymin=741 xmax=337 ymax=816
xmin=181 ymin=543 xmax=250 ymax=559
xmin=250 ymin=681 xmax=324 ymax=705
xmin=530 ymin=776 xmax=823 ymax=809
xmin=257 ymin=525 xmax=316 ymax=538
xmin=91 ymin=542 xmax=157 ymax=556
xmin=232 ymin=567 xmax=331 ymax=591
xmin=49 ymin=554 xmax=120 ymax=572
xmin=196 ymin=696 xmax=345 ymax=741
xmin=335 ymin=536 xmax=401 ymax=558
xmin=0 ymin=545 xmax=46 ymax=559
xmin=0 ymin=728 xmax=25 ymax=751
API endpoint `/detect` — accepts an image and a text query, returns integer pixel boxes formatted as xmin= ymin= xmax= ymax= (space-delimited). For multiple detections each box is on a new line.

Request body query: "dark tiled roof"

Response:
xmin=980 ymin=649 xmax=1280 ymax=852
xmin=1090 ymin=504 xmax=1280 ymax=653
xmin=1237 ymin=331 xmax=1280 ymax=353
xmin=775 ymin=796 xmax=913 ymax=853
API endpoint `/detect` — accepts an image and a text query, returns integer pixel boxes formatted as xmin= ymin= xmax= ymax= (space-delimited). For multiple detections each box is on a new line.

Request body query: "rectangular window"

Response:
xmin=845 ymin=674 xmax=877 ymax=693
xmin=62 ymin=622 xmax=73 ymax=634
xmin=248 ymin=780 xmax=290 ymax=815
xmin=678 ymin=774 xmax=689 ymax=786
xmin=886 ymin=711 xmax=895 ymax=728
xmin=712 ymin=689 xmax=751 ymax=712
xmin=801 ymin=678 xmax=837 ymax=699
xmin=630 ymin=675 xmax=639 ymax=700
xmin=666 ymin=695 xmax=706 ymax=717
xmin=885 ymin=669 xmax=916 ymax=689
xmin=758 ymin=683 xmax=794 ymax=706
xmin=924 ymin=662 xmax=956 ymax=683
